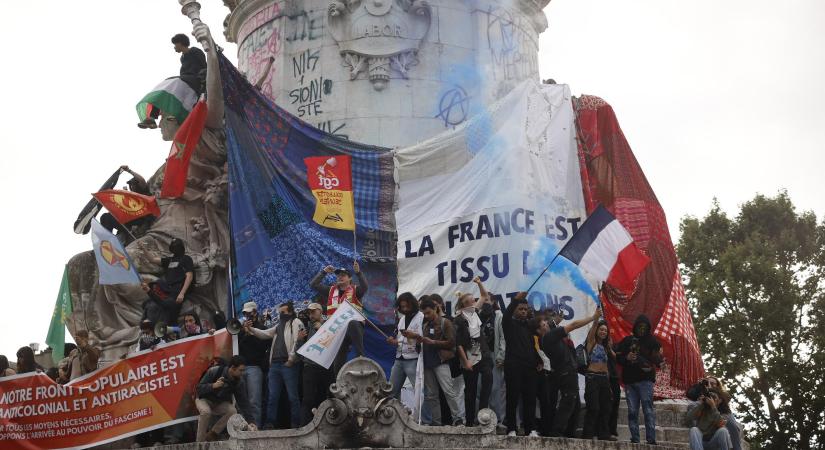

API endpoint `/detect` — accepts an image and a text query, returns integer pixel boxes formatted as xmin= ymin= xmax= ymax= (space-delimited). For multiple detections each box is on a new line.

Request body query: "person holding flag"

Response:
xmin=310 ymin=261 xmax=368 ymax=376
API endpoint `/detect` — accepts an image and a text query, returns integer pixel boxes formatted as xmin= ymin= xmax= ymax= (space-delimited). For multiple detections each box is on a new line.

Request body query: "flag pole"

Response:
xmin=105 ymin=213 xmax=140 ymax=243
xmin=345 ymin=299 xmax=389 ymax=340
xmin=525 ymin=252 xmax=562 ymax=294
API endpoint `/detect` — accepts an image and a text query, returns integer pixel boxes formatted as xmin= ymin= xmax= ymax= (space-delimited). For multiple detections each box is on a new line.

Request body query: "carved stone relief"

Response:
xmin=328 ymin=0 xmax=432 ymax=90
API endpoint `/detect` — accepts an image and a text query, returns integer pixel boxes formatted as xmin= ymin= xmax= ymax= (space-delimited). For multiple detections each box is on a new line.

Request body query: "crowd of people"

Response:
xmin=0 ymin=252 xmax=742 ymax=449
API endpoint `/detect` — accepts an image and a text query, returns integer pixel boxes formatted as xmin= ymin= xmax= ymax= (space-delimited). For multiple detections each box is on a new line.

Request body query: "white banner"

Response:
xmin=394 ymin=81 xmax=598 ymax=343
xmin=297 ymin=301 xmax=364 ymax=369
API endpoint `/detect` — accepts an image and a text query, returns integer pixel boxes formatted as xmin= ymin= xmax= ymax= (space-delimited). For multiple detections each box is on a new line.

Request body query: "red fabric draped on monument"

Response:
xmin=573 ymin=95 xmax=705 ymax=398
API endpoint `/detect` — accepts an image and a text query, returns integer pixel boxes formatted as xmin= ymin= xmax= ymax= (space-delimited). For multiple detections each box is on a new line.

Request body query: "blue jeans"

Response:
xmin=689 ymin=427 xmax=731 ymax=450
xmin=389 ymin=358 xmax=418 ymax=400
xmin=725 ymin=413 xmax=741 ymax=450
xmin=267 ymin=362 xmax=301 ymax=428
xmin=625 ymin=380 xmax=655 ymax=443
xmin=244 ymin=365 xmax=265 ymax=428
xmin=490 ymin=364 xmax=506 ymax=424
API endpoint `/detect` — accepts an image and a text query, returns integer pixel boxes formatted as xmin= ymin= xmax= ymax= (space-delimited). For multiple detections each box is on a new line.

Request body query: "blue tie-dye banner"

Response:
xmin=219 ymin=53 xmax=398 ymax=369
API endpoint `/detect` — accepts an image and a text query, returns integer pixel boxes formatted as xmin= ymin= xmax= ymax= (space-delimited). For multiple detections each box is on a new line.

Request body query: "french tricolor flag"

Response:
xmin=559 ymin=205 xmax=651 ymax=295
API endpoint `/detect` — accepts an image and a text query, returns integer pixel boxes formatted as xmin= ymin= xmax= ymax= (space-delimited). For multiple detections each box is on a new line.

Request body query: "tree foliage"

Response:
xmin=677 ymin=192 xmax=825 ymax=450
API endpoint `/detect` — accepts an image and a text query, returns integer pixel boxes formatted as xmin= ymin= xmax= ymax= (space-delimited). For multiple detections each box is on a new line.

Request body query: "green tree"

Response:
xmin=677 ymin=192 xmax=825 ymax=450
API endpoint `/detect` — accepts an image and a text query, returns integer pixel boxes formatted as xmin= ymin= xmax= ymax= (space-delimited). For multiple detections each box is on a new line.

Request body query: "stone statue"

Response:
xmin=65 ymin=22 xmax=229 ymax=361
xmin=226 ymin=357 xmax=499 ymax=448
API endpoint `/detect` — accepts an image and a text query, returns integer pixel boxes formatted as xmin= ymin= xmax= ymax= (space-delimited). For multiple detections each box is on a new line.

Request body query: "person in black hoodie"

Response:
xmin=238 ymin=301 xmax=271 ymax=429
xmin=615 ymin=314 xmax=662 ymax=445
xmin=502 ymin=292 xmax=541 ymax=436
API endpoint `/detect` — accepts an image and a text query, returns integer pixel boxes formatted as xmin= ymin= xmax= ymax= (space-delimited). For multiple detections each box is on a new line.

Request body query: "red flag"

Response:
xmin=160 ymin=100 xmax=208 ymax=198
xmin=93 ymin=189 xmax=160 ymax=225
xmin=304 ymin=155 xmax=356 ymax=230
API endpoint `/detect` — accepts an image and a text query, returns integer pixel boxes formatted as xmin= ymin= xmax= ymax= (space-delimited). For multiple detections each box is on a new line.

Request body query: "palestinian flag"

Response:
xmin=136 ymin=77 xmax=198 ymax=122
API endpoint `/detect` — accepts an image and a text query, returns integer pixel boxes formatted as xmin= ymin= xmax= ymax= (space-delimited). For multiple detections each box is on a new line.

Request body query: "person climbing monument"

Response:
xmin=137 ymin=33 xmax=206 ymax=129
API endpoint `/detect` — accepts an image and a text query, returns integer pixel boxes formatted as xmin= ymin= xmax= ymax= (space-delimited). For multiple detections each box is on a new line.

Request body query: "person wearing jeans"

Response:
xmin=615 ymin=314 xmax=662 ymax=444
xmin=410 ymin=297 xmax=465 ymax=426
xmin=684 ymin=390 xmax=732 ymax=450
xmin=387 ymin=293 xmax=423 ymax=402
xmin=246 ymin=301 xmax=305 ymax=428
xmin=238 ymin=301 xmax=271 ymax=428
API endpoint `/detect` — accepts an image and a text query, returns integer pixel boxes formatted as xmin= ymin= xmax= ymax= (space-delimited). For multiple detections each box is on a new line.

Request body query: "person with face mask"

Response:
xmin=453 ymin=277 xmax=493 ymax=426
xmin=245 ymin=302 xmax=305 ymax=429
xmin=160 ymin=238 xmax=195 ymax=306
xmin=310 ymin=261 xmax=368 ymax=377
xmin=615 ymin=314 xmax=663 ymax=445
xmin=238 ymin=301 xmax=271 ymax=429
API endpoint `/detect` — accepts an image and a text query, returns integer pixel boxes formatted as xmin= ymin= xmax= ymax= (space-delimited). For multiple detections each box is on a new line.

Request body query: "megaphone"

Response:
xmin=226 ymin=318 xmax=243 ymax=335
xmin=154 ymin=322 xmax=181 ymax=338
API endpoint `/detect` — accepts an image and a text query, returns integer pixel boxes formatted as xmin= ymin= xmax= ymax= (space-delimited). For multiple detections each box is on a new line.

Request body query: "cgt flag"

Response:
xmin=90 ymin=219 xmax=141 ymax=285
xmin=160 ymin=99 xmax=208 ymax=199
xmin=304 ymin=155 xmax=355 ymax=230
xmin=93 ymin=189 xmax=160 ymax=225
xmin=45 ymin=266 xmax=73 ymax=364
xmin=297 ymin=301 xmax=364 ymax=369
xmin=558 ymin=205 xmax=651 ymax=295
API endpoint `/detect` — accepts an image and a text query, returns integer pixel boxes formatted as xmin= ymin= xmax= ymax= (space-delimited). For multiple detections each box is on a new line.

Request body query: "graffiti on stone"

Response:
xmin=485 ymin=6 xmax=538 ymax=83
xmin=316 ymin=120 xmax=349 ymax=140
xmin=435 ymin=86 xmax=471 ymax=129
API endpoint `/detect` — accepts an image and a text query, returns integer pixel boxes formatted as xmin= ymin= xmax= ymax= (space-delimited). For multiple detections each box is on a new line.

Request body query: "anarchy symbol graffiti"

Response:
xmin=435 ymin=86 xmax=471 ymax=128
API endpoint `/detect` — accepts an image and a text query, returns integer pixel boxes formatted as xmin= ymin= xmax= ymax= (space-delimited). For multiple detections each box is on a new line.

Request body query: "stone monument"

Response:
xmin=224 ymin=0 xmax=551 ymax=146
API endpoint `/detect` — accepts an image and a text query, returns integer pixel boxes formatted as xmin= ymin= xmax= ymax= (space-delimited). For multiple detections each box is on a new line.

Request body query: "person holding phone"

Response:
xmin=387 ymin=292 xmax=423 ymax=401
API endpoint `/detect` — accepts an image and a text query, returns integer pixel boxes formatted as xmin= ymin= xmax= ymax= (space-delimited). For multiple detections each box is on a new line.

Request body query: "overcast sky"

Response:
xmin=0 ymin=0 xmax=822 ymax=360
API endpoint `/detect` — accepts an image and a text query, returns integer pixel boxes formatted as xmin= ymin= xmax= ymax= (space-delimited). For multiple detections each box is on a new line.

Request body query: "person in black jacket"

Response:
xmin=615 ymin=314 xmax=662 ymax=445
xmin=238 ymin=301 xmax=271 ymax=429
xmin=195 ymin=355 xmax=254 ymax=441
xmin=542 ymin=306 xmax=601 ymax=437
xmin=297 ymin=303 xmax=333 ymax=426
xmin=502 ymin=292 xmax=541 ymax=437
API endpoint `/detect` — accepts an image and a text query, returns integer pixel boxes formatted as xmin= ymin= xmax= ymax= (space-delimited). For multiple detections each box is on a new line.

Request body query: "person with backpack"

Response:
xmin=407 ymin=297 xmax=465 ymax=426
xmin=581 ymin=316 xmax=618 ymax=441
xmin=387 ymin=293 xmax=423 ymax=402
xmin=454 ymin=277 xmax=494 ymax=426
xmin=195 ymin=355 xmax=254 ymax=441
xmin=542 ymin=305 xmax=602 ymax=437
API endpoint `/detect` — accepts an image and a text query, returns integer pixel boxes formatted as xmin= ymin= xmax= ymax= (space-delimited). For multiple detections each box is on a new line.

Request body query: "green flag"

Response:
xmin=46 ymin=266 xmax=73 ymax=364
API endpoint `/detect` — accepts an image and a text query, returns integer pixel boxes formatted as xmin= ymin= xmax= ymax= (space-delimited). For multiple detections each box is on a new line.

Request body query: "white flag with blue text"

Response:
xmin=297 ymin=301 xmax=364 ymax=369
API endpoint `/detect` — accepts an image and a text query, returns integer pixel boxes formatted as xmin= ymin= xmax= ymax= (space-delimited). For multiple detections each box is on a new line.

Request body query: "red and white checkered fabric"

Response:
xmin=654 ymin=270 xmax=700 ymax=353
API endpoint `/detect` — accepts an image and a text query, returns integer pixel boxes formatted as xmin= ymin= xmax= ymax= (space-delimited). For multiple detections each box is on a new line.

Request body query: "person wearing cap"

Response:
xmin=297 ymin=302 xmax=332 ymax=426
xmin=237 ymin=301 xmax=271 ymax=429
xmin=310 ymin=261 xmax=368 ymax=376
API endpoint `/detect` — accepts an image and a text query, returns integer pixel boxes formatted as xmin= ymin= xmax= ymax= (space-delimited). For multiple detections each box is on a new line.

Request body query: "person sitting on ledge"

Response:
xmin=685 ymin=389 xmax=732 ymax=450
xmin=196 ymin=355 xmax=255 ymax=441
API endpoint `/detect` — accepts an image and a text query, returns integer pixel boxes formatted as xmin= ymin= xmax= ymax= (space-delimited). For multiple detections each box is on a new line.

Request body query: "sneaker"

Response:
xmin=507 ymin=431 xmax=517 ymax=437
xmin=137 ymin=118 xmax=157 ymax=129
xmin=647 ymin=441 xmax=658 ymax=446
xmin=528 ymin=431 xmax=540 ymax=437
xmin=452 ymin=419 xmax=465 ymax=427
xmin=598 ymin=436 xmax=618 ymax=441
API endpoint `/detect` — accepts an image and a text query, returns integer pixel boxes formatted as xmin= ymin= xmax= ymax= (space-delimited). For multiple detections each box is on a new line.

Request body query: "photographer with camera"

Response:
xmin=195 ymin=355 xmax=254 ymax=441
xmin=684 ymin=389 xmax=732 ymax=450
xmin=615 ymin=314 xmax=662 ymax=445
xmin=687 ymin=377 xmax=741 ymax=450
xmin=237 ymin=301 xmax=271 ymax=429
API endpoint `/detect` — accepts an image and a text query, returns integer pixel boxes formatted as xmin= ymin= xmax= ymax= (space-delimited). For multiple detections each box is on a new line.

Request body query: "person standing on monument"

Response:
xmin=501 ymin=292 xmax=541 ymax=437
xmin=581 ymin=316 xmax=618 ymax=441
xmin=310 ymin=261 xmax=367 ymax=376
xmin=615 ymin=314 xmax=662 ymax=445
xmin=543 ymin=306 xmax=600 ymax=438
xmin=245 ymin=302 xmax=305 ymax=429
xmin=297 ymin=302 xmax=333 ymax=426
xmin=238 ymin=301 xmax=271 ymax=429
xmin=172 ymin=33 xmax=207 ymax=94
xmin=409 ymin=297 xmax=465 ymax=426
xmin=454 ymin=277 xmax=494 ymax=426
xmin=66 ymin=330 xmax=100 ymax=380
xmin=387 ymin=292 xmax=423 ymax=401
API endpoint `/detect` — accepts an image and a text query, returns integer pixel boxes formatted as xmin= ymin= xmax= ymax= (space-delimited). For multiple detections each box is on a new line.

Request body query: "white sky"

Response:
xmin=0 ymin=0 xmax=822 ymax=360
